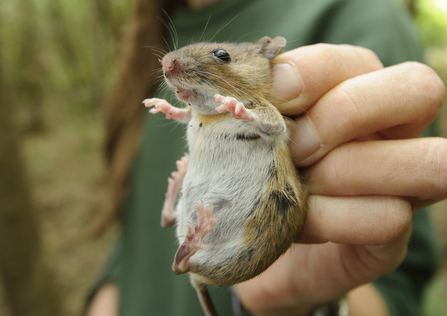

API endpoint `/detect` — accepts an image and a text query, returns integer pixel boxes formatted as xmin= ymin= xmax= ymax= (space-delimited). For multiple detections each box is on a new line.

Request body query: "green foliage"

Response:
xmin=0 ymin=0 xmax=131 ymax=118
xmin=416 ymin=0 xmax=447 ymax=47
xmin=423 ymin=272 xmax=447 ymax=316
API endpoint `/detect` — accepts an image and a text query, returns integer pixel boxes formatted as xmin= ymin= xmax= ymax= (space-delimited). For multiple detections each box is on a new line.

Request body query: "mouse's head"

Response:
xmin=161 ymin=36 xmax=286 ymax=114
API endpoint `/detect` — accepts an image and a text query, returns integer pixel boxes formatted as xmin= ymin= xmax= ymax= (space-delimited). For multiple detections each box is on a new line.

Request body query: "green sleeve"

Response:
xmin=311 ymin=0 xmax=424 ymax=65
xmin=374 ymin=209 xmax=442 ymax=316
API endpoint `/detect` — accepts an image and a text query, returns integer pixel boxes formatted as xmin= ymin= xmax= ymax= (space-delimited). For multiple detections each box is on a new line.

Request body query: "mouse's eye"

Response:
xmin=212 ymin=49 xmax=231 ymax=63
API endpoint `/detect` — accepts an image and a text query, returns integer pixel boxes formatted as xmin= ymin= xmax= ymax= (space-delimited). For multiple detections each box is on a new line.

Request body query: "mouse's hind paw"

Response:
xmin=173 ymin=201 xmax=217 ymax=274
xmin=161 ymin=154 xmax=189 ymax=228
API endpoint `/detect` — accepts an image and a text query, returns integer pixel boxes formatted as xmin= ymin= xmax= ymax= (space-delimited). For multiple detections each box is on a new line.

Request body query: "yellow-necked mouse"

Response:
xmin=143 ymin=36 xmax=307 ymax=316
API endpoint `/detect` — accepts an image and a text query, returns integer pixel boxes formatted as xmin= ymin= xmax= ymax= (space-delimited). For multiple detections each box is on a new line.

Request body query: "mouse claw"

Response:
xmin=142 ymin=98 xmax=170 ymax=114
xmin=214 ymin=94 xmax=225 ymax=102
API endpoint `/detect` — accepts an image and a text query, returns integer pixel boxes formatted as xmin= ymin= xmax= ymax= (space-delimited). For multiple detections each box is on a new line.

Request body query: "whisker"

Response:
xmin=150 ymin=52 xmax=165 ymax=60
xmin=161 ymin=36 xmax=172 ymax=52
xmin=150 ymin=73 xmax=164 ymax=84
xmin=286 ymin=132 xmax=298 ymax=148
xmin=189 ymin=33 xmax=196 ymax=45
xmin=168 ymin=120 xmax=184 ymax=133
xmin=197 ymin=70 xmax=246 ymax=99
xmin=148 ymin=49 xmax=164 ymax=56
xmin=157 ymin=15 xmax=174 ymax=51
xmin=235 ymin=32 xmax=257 ymax=43
xmin=157 ymin=81 xmax=170 ymax=93
xmin=162 ymin=9 xmax=179 ymax=50
xmin=209 ymin=14 xmax=241 ymax=42
xmin=268 ymin=90 xmax=308 ymax=114
xmin=199 ymin=15 xmax=211 ymax=43
xmin=143 ymin=45 xmax=167 ymax=54
xmin=156 ymin=118 xmax=182 ymax=130
xmin=147 ymin=75 xmax=163 ymax=86
xmin=149 ymin=67 xmax=163 ymax=76
xmin=197 ymin=70 xmax=267 ymax=102
xmin=142 ymin=45 xmax=167 ymax=62
xmin=149 ymin=47 xmax=168 ymax=55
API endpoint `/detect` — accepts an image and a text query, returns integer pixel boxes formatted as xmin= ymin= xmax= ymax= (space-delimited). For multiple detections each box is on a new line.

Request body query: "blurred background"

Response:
xmin=0 ymin=0 xmax=446 ymax=315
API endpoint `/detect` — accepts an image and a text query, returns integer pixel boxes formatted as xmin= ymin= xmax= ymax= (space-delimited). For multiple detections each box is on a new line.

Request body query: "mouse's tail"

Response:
xmin=190 ymin=275 xmax=219 ymax=316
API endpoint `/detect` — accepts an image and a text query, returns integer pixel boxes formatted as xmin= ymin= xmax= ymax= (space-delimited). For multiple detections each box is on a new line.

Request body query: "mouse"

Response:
xmin=142 ymin=36 xmax=307 ymax=316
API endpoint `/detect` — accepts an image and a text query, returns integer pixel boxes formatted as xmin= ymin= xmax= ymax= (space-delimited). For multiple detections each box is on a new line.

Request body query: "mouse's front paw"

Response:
xmin=214 ymin=95 xmax=254 ymax=121
xmin=143 ymin=98 xmax=190 ymax=121
xmin=143 ymin=98 xmax=177 ymax=118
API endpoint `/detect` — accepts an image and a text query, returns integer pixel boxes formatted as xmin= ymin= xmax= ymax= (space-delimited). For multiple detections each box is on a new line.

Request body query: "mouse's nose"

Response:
xmin=163 ymin=58 xmax=177 ymax=75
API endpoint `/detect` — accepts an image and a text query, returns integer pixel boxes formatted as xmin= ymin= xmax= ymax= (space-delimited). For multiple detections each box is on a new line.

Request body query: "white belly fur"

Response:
xmin=176 ymin=113 xmax=286 ymax=267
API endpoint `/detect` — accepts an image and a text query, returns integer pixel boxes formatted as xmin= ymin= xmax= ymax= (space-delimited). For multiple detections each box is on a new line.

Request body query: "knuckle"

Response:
xmin=330 ymin=82 xmax=368 ymax=133
xmin=423 ymin=137 xmax=447 ymax=198
xmin=380 ymin=197 xmax=412 ymax=244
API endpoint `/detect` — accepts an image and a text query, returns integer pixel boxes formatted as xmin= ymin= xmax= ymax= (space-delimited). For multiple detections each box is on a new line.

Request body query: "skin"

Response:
xmin=87 ymin=282 xmax=119 ymax=316
xmin=235 ymin=44 xmax=446 ymax=315
xmin=87 ymin=44 xmax=446 ymax=316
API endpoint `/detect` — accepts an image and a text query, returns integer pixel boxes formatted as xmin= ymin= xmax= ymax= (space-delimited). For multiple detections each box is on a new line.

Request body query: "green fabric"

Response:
xmin=374 ymin=210 xmax=442 ymax=316
xmin=93 ymin=0 xmax=441 ymax=315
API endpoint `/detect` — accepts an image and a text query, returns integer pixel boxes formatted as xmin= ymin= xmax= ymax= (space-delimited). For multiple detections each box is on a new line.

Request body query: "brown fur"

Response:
xmin=161 ymin=38 xmax=308 ymax=315
xmin=196 ymin=113 xmax=230 ymax=126
xmin=186 ymin=114 xmax=306 ymax=286
xmin=152 ymin=36 xmax=306 ymax=315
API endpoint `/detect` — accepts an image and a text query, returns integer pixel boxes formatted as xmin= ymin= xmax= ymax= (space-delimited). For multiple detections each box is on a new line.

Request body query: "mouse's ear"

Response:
xmin=257 ymin=36 xmax=287 ymax=60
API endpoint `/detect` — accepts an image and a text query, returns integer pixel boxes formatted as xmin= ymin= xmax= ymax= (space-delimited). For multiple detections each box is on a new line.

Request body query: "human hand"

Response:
xmin=236 ymin=44 xmax=446 ymax=315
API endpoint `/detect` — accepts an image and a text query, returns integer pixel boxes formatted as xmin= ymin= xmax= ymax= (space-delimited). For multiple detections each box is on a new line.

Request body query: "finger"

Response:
xmin=297 ymin=195 xmax=412 ymax=244
xmin=305 ymin=138 xmax=447 ymax=209
xmin=290 ymin=62 xmax=445 ymax=164
xmin=269 ymin=44 xmax=384 ymax=115
xmin=238 ymin=220 xmax=411 ymax=313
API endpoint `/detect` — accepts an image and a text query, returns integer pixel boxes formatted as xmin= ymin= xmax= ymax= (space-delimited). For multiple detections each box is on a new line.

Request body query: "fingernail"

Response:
xmin=271 ymin=62 xmax=303 ymax=101
xmin=291 ymin=115 xmax=321 ymax=162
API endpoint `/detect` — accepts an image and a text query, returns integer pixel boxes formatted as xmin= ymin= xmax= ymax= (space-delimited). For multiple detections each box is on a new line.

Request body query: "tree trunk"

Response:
xmin=90 ymin=0 xmax=108 ymax=109
xmin=0 ymin=47 xmax=62 ymax=316
xmin=405 ymin=0 xmax=418 ymax=17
